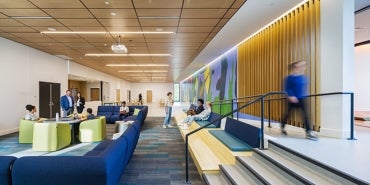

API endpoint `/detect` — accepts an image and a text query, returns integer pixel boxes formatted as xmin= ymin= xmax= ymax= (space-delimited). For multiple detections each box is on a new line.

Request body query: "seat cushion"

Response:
xmin=195 ymin=120 xmax=217 ymax=128
xmin=208 ymin=130 xmax=252 ymax=151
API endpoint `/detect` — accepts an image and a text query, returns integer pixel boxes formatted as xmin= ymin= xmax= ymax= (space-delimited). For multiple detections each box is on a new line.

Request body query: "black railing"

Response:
xmin=184 ymin=91 xmax=355 ymax=183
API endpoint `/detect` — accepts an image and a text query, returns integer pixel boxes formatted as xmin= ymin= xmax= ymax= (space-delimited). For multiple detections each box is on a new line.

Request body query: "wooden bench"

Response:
xmin=174 ymin=112 xmax=252 ymax=175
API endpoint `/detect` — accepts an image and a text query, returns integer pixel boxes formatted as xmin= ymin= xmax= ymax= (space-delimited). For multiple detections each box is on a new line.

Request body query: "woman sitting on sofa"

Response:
xmin=178 ymin=102 xmax=212 ymax=129
xmin=25 ymin=104 xmax=39 ymax=121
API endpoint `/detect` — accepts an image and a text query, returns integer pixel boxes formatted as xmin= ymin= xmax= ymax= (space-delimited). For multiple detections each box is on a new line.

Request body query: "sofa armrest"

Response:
xmin=12 ymin=156 xmax=106 ymax=185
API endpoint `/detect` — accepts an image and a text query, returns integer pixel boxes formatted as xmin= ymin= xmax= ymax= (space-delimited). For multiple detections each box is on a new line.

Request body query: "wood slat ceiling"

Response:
xmin=0 ymin=0 xmax=246 ymax=82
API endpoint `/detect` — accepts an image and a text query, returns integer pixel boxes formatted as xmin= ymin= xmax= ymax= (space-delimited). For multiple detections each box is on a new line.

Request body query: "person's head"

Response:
xmin=25 ymin=104 xmax=36 ymax=113
xmin=289 ymin=60 xmax=307 ymax=74
xmin=87 ymin=108 xmax=92 ymax=114
xmin=66 ymin=90 xmax=71 ymax=96
xmin=198 ymin=99 xmax=204 ymax=105
xmin=167 ymin=92 xmax=172 ymax=97
xmin=205 ymin=102 xmax=212 ymax=110
xmin=121 ymin=101 xmax=126 ymax=106
xmin=76 ymin=92 xmax=81 ymax=97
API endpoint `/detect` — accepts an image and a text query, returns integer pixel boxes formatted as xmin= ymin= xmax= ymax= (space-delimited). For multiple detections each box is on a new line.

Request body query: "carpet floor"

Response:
xmin=0 ymin=117 xmax=204 ymax=185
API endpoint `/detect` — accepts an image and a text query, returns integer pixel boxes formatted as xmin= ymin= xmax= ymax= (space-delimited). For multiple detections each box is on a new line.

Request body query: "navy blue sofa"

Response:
xmin=0 ymin=156 xmax=16 ymax=185
xmin=97 ymin=105 xmax=148 ymax=124
xmin=209 ymin=117 xmax=261 ymax=151
xmin=195 ymin=112 xmax=223 ymax=128
xmin=10 ymin=119 xmax=142 ymax=185
xmin=1 ymin=106 xmax=148 ymax=185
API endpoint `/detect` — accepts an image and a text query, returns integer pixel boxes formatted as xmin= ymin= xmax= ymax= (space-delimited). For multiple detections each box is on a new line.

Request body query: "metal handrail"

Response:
xmin=184 ymin=91 xmax=355 ymax=183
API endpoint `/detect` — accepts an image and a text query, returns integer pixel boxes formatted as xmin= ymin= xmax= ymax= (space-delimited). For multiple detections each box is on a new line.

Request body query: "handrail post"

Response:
xmin=185 ymin=135 xmax=191 ymax=184
xmin=260 ymin=96 xmax=265 ymax=149
xmin=268 ymin=99 xmax=271 ymax=128
xmin=236 ymin=99 xmax=239 ymax=120
xmin=348 ymin=93 xmax=356 ymax=140
xmin=231 ymin=100 xmax=233 ymax=119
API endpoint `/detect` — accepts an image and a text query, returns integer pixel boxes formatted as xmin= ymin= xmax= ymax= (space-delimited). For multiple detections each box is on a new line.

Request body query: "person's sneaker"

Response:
xmin=162 ymin=125 xmax=167 ymax=129
xmin=306 ymin=131 xmax=318 ymax=140
xmin=281 ymin=129 xmax=287 ymax=135
xmin=167 ymin=124 xmax=173 ymax=128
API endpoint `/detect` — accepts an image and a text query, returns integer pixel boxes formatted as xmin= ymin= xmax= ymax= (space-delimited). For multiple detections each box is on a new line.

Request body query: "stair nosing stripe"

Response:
xmin=236 ymin=156 xmax=271 ymax=185
xmin=220 ymin=165 xmax=238 ymax=185
xmin=268 ymin=140 xmax=369 ymax=185
xmin=252 ymin=148 xmax=314 ymax=185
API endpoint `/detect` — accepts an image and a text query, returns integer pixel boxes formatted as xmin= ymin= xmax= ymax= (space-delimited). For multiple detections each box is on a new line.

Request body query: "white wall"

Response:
xmin=0 ymin=37 xmax=67 ymax=135
xmin=68 ymin=62 xmax=131 ymax=103
xmin=354 ymin=44 xmax=370 ymax=111
xmin=130 ymin=83 xmax=173 ymax=104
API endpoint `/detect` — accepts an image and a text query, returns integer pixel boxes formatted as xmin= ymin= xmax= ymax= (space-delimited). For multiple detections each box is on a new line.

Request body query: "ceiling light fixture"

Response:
xmin=138 ymin=16 xmax=179 ymax=19
xmin=85 ymin=53 xmax=171 ymax=57
xmin=11 ymin=16 xmax=52 ymax=19
xmin=40 ymin=31 xmax=175 ymax=34
xmin=106 ymin=64 xmax=169 ymax=67
xmin=118 ymin=70 xmax=168 ymax=73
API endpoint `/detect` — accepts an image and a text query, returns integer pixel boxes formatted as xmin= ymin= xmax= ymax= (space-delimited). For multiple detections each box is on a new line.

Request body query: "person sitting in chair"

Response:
xmin=86 ymin=108 xmax=95 ymax=120
xmin=25 ymin=104 xmax=39 ymax=121
xmin=119 ymin=101 xmax=129 ymax=120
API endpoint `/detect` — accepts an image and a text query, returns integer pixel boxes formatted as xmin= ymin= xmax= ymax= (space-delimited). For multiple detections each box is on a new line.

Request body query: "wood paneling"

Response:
xmin=237 ymin=0 xmax=320 ymax=130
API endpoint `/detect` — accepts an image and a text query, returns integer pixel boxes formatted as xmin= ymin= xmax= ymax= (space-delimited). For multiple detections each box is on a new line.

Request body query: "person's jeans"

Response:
xmin=63 ymin=107 xmax=73 ymax=117
xmin=163 ymin=107 xmax=172 ymax=126
xmin=282 ymin=98 xmax=311 ymax=132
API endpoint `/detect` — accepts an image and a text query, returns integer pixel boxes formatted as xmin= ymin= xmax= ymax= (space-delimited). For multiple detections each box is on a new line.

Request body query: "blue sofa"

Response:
xmin=0 ymin=156 xmax=16 ymax=185
xmin=209 ymin=117 xmax=261 ymax=151
xmin=10 ymin=119 xmax=142 ymax=185
xmin=1 ymin=106 xmax=148 ymax=185
xmin=195 ymin=112 xmax=223 ymax=128
xmin=97 ymin=105 xmax=148 ymax=124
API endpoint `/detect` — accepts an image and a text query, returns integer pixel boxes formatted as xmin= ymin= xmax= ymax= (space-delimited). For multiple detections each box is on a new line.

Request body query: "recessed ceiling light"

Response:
xmin=40 ymin=31 xmax=175 ymax=35
xmin=118 ymin=70 xmax=168 ymax=73
xmin=156 ymin=28 xmax=164 ymax=32
xmin=85 ymin=53 xmax=171 ymax=57
xmin=105 ymin=1 xmax=110 ymax=5
xmin=106 ymin=64 xmax=169 ymax=67
xmin=48 ymin=27 xmax=56 ymax=31
xmin=110 ymin=12 xmax=116 ymax=16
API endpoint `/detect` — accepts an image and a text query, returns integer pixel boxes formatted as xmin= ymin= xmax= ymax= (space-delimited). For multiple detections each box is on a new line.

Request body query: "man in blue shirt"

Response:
xmin=61 ymin=90 xmax=74 ymax=117
xmin=281 ymin=60 xmax=317 ymax=140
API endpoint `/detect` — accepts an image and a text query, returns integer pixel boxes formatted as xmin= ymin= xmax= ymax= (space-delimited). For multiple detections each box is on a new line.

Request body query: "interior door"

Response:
xmin=90 ymin=88 xmax=100 ymax=101
xmin=147 ymin=90 xmax=152 ymax=103
xmin=39 ymin=82 xmax=60 ymax=118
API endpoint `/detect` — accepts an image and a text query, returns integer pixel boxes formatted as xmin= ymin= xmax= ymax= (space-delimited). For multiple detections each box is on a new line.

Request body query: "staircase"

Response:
xmin=203 ymin=140 xmax=368 ymax=185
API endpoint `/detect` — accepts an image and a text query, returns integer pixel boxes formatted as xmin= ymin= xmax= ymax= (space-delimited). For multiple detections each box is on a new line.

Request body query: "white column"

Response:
xmin=319 ymin=0 xmax=354 ymax=138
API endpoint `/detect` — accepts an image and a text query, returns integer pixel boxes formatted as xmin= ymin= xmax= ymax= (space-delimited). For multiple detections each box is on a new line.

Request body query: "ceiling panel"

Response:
xmin=136 ymin=9 xmax=181 ymax=17
xmin=81 ymin=0 xmax=134 ymax=8
xmin=0 ymin=9 xmax=47 ymax=17
xmin=179 ymin=19 xmax=220 ymax=27
xmin=29 ymin=0 xmax=85 ymax=8
xmin=44 ymin=9 xmax=94 ymax=19
xmin=132 ymin=0 xmax=183 ymax=8
xmin=0 ymin=0 xmax=247 ymax=82
xmin=99 ymin=18 xmax=140 ymax=27
xmin=183 ymin=0 xmax=236 ymax=8
xmin=57 ymin=19 xmax=101 ymax=27
xmin=181 ymin=9 xmax=228 ymax=19
xmin=0 ymin=0 xmax=36 ymax=8
xmin=90 ymin=9 xmax=137 ymax=19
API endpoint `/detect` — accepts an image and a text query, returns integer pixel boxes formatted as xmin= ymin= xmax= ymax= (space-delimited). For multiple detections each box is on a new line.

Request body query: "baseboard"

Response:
xmin=0 ymin=128 xmax=19 ymax=136
xmin=319 ymin=127 xmax=350 ymax=139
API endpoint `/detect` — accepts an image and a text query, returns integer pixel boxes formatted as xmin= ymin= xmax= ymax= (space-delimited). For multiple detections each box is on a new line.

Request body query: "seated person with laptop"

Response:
xmin=187 ymin=99 xmax=205 ymax=116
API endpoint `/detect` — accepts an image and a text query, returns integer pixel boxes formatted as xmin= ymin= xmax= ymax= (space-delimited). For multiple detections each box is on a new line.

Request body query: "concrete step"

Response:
xmin=268 ymin=140 xmax=365 ymax=185
xmin=220 ymin=164 xmax=264 ymax=185
xmin=203 ymin=173 xmax=230 ymax=185
xmin=237 ymin=155 xmax=301 ymax=185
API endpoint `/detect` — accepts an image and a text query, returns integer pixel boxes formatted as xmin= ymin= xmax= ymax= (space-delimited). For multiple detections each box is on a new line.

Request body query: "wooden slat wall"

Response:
xmin=237 ymin=0 xmax=320 ymax=130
